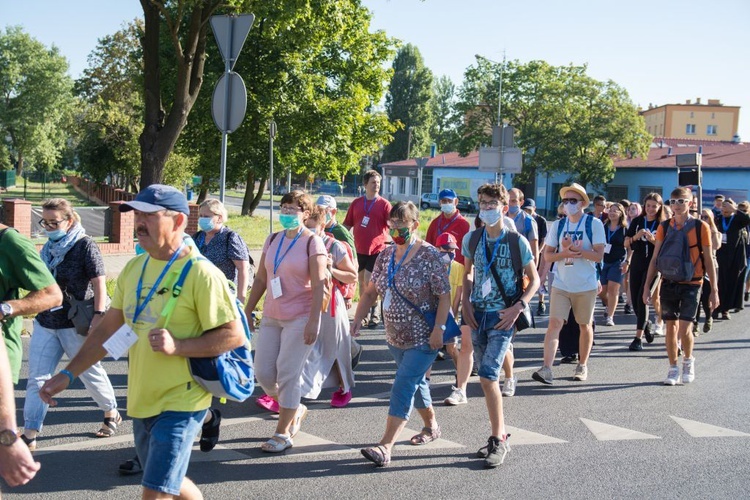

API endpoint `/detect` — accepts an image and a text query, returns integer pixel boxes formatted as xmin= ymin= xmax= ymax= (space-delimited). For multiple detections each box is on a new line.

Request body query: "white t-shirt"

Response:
xmin=545 ymin=215 xmax=605 ymax=292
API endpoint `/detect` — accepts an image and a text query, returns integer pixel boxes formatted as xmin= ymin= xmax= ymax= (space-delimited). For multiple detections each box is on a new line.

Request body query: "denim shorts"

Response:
xmin=387 ymin=343 xmax=438 ymax=420
xmin=600 ymin=261 xmax=624 ymax=285
xmin=133 ymin=410 xmax=208 ymax=495
xmin=471 ymin=310 xmax=514 ymax=381
xmin=659 ymin=281 xmax=701 ymax=322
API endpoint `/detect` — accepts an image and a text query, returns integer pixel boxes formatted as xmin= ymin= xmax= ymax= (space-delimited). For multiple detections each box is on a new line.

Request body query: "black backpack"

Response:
xmin=655 ymin=218 xmax=704 ymax=282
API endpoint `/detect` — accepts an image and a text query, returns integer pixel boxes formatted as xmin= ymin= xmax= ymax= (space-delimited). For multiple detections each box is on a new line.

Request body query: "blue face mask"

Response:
xmin=507 ymin=205 xmax=519 ymax=215
xmin=440 ymin=203 xmax=456 ymax=214
xmin=479 ymin=208 xmax=502 ymax=227
xmin=46 ymin=229 xmax=66 ymax=242
xmin=198 ymin=217 xmax=215 ymax=232
xmin=441 ymin=252 xmax=455 ymax=265
xmin=279 ymin=214 xmax=301 ymax=230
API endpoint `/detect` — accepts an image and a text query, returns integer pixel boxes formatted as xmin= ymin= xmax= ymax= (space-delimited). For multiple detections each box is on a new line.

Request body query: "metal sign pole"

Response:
xmin=218 ymin=23 xmax=234 ymax=204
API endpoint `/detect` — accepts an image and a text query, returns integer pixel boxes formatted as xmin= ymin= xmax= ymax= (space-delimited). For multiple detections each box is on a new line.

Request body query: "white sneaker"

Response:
xmin=682 ymin=357 xmax=695 ymax=384
xmin=573 ymin=364 xmax=588 ymax=381
xmin=653 ymin=322 xmax=664 ymax=336
xmin=444 ymin=386 xmax=467 ymax=406
xmin=605 ymin=316 xmax=615 ymax=327
xmin=664 ymin=365 xmax=680 ymax=385
xmin=501 ymin=377 xmax=517 ymax=397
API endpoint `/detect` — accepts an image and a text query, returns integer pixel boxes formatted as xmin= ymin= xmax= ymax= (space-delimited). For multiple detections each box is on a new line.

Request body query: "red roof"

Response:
xmin=381 ymin=151 xmax=479 ymax=168
xmin=615 ymin=138 xmax=750 ymax=169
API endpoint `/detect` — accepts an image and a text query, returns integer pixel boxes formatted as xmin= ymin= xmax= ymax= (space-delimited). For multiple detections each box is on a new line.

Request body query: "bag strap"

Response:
xmin=484 ymin=231 xmax=524 ymax=306
xmin=162 ymin=258 xmax=199 ymax=329
xmin=468 ymin=227 xmax=484 ymax=260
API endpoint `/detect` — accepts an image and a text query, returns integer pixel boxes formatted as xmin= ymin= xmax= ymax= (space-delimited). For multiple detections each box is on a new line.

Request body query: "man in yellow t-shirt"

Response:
xmin=40 ymin=185 xmax=243 ymax=499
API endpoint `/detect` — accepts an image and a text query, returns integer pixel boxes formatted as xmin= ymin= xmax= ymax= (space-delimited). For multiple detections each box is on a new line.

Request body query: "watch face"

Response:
xmin=0 ymin=303 xmax=10 ymax=316
xmin=0 ymin=429 xmax=17 ymax=446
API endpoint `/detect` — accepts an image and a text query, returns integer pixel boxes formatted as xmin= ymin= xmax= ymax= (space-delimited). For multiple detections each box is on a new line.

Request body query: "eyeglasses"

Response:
xmin=38 ymin=219 xmax=66 ymax=229
xmin=387 ymin=220 xmax=414 ymax=229
xmin=668 ymin=198 xmax=691 ymax=206
xmin=478 ymin=200 xmax=500 ymax=209
xmin=279 ymin=205 xmax=302 ymax=214
xmin=561 ymin=198 xmax=582 ymax=205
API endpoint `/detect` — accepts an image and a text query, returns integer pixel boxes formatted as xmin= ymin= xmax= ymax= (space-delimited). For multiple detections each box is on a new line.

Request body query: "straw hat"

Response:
xmin=559 ymin=183 xmax=590 ymax=208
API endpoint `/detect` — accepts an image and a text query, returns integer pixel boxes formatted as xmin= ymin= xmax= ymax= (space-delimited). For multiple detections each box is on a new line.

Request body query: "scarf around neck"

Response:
xmin=40 ymin=223 xmax=86 ymax=277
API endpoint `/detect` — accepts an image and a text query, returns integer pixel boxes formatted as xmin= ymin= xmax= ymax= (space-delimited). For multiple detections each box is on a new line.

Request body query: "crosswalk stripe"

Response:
xmin=505 ymin=426 xmax=567 ymax=445
xmin=670 ymin=416 xmax=750 ymax=438
xmin=580 ymin=418 xmax=661 ymax=441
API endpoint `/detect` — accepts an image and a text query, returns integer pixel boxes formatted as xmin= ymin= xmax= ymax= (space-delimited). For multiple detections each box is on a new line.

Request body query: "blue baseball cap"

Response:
xmin=120 ymin=184 xmax=190 ymax=215
xmin=438 ymin=189 xmax=457 ymax=200
xmin=522 ymin=198 xmax=536 ymax=209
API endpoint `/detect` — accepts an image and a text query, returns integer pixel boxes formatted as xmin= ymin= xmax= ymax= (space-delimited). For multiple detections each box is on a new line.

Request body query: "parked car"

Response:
xmin=420 ymin=193 xmax=440 ymax=209
xmin=457 ymin=196 xmax=476 ymax=213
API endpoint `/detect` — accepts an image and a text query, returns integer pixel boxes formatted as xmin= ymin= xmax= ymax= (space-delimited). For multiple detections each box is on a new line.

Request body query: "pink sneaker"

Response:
xmin=330 ymin=389 xmax=352 ymax=408
xmin=256 ymin=395 xmax=280 ymax=413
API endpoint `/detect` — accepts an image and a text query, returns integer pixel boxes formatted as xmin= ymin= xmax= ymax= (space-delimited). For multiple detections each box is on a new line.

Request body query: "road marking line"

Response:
xmin=580 ymin=418 xmax=661 ymax=441
xmin=670 ymin=416 xmax=750 ymax=438
xmin=505 ymin=426 xmax=568 ymax=445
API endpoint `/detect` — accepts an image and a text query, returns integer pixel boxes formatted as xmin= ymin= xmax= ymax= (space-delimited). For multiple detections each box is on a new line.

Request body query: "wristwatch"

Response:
xmin=518 ymin=299 xmax=528 ymax=310
xmin=0 ymin=429 xmax=18 ymax=446
xmin=439 ymin=324 xmax=447 ymax=331
xmin=93 ymin=310 xmax=106 ymax=316
xmin=0 ymin=302 xmax=12 ymax=322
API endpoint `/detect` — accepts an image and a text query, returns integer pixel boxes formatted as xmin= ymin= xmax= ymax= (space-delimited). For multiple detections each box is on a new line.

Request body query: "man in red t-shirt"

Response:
xmin=343 ymin=170 xmax=392 ymax=328
xmin=425 ymin=189 xmax=471 ymax=266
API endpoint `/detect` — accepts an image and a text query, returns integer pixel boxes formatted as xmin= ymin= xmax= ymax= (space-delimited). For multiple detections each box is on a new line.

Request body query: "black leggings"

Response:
xmin=629 ymin=260 xmax=650 ymax=331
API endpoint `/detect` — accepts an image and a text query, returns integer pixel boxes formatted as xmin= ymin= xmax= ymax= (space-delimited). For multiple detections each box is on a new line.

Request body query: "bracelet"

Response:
xmin=93 ymin=310 xmax=106 ymax=316
xmin=60 ymin=369 xmax=75 ymax=385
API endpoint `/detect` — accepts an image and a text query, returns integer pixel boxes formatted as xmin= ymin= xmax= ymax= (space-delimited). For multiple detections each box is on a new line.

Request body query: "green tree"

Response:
xmin=0 ymin=26 xmax=74 ymax=176
xmin=74 ymin=21 xmax=144 ymax=189
xmin=456 ymin=58 xmax=651 ymax=187
xmin=179 ymin=0 xmax=396 ymax=214
xmin=430 ymin=75 xmax=460 ymax=154
xmin=382 ymin=43 xmax=434 ymax=162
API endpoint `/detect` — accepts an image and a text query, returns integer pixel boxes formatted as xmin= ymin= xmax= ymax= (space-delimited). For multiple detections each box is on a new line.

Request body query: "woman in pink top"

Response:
xmin=245 ymin=191 xmax=328 ymax=453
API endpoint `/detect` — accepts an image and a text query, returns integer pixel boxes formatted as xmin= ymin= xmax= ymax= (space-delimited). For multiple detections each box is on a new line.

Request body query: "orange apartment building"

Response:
xmin=641 ymin=98 xmax=740 ymax=141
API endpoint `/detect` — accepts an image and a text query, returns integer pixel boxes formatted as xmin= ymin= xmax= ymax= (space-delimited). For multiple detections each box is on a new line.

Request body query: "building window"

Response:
xmin=707 ymin=125 xmax=717 ymax=135
xmin=410 ymin=178 xmax=418 ymax=195
xmin=639 ymin=186 xmax=663 ymax=203
xmin=398 ymin=177 xmax=406 ymax=194
xmin=711 ymin=112 xmax=715 ymax=119
xmin=686 ymin=124 xmax=696 ymax=135
xmin=606 ymin=185 xmax=628 ymax=203
xmin=690 ymin=112 xmax=694 ymax=118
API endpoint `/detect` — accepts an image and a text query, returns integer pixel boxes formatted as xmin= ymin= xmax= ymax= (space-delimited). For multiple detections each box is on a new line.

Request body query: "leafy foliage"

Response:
xmin=382 ymin=43 xmax=434 ymax=162
xmin=430 ymin=75 xmax=461 ymax=154
xmin=0 ymin=26 xmax=74 ymax=176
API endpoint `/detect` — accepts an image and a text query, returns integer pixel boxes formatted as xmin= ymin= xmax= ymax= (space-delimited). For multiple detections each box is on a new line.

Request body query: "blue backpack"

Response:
xmin=164 ymin=257 xmax=255 ymax=403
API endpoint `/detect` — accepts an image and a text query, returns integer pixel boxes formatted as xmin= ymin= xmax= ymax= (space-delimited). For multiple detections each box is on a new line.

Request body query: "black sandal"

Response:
xmin=118 ymin=456 xmax=142 ymax=476
xmin=20 ymin=433 xmax=36 ymax=451
xmin=199 ymin=408 xmax=222 ymax=453
xmin=95 ymin=411 xmax=122 ymax=438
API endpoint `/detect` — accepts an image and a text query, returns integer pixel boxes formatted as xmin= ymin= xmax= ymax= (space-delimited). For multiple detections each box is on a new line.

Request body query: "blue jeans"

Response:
xmin=134 ymin=410 xmax=207 ymax=496
xmin=387 ymin=343 xmax=438 ymax=420
xmin=471 ymin=310 xmax=514 ymax=381
xmin=24 ymin=321 xmax=117 ymax=432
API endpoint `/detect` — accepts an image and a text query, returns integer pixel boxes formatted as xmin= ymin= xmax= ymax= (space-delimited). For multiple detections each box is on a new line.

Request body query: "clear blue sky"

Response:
xmin=3 ymin=0 xmax=749 ymax=140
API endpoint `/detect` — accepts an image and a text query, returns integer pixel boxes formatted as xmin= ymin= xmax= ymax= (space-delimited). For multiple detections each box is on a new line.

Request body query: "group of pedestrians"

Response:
xmin=3 ymin=176 xmax=749 ymax=496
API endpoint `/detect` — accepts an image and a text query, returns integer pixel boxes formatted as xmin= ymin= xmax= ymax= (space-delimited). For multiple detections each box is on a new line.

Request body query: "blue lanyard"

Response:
xmin=363 ymin=196 xmax=377 ymax=216
xmin=273 ymin=229 xmax=303 ymax=275
xmin=722 ymin=215 xmax=734 ymax=232
xmin=134 ymin=243 xmax=185 ymax=324
xmin=606 ymin=226 xmax=618 ymax=243
xmin=388 ymin=239 xmax=416 ymax=287
xmin=438 ymin=212 xmax=459 ymax=234
xmin=565 ymin=216 xmax=584 ymax=241
xmin=483 ymin=228 xmax=505 ymax=275
xmin=645 ymin=218 xmax=657 ymax=233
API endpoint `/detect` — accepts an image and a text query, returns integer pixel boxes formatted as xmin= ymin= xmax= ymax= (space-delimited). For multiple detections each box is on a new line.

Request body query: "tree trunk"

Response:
xmin=15 ymin=153 xmax=24 ymax=178
xmin=241 ymin=171 xmax=255 ymax=215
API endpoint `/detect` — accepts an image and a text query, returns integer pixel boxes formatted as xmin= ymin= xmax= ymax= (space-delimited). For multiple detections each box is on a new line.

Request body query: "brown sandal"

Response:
xmin=410 ymin=426 xmax=441 ymax=445
xmin=361 ymin=445 xmax=391 ymax=467
xmin=95 ymin=411 xmax=122 ymax=438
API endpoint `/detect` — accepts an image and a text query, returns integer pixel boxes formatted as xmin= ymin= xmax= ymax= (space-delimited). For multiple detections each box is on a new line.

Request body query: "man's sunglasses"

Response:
xmin=561 ymin=198 xmax=582 ymax=205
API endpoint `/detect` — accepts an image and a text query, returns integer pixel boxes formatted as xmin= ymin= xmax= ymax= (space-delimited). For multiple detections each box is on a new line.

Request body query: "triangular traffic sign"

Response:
xmin=211 ymin=13 xmax=255 ymax=70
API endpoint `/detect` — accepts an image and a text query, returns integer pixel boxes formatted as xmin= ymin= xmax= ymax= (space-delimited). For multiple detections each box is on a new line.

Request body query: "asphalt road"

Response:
xmin=5 ymin=296 xmax=750 ymax=499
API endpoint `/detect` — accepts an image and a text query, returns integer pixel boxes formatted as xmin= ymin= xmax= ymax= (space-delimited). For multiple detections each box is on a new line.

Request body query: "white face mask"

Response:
xmin=440 ymin=203 xmax=456 ymax=214
xmin=563 ymin=202 xmax=581 ymax=216
xmin=479 ymin=208 xmax=502 ymax=226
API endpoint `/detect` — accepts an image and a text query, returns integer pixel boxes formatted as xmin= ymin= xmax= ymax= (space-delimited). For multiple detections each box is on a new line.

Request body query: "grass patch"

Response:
xmin=2 ymin=180 xmax=97 ymax=206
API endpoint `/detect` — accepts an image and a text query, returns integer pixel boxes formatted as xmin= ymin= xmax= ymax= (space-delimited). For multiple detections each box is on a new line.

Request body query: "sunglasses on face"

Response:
xmin=561 ymin=198 xmax=582 ymax=205
xmin=668 ymin=199 xmax=691 ymax=206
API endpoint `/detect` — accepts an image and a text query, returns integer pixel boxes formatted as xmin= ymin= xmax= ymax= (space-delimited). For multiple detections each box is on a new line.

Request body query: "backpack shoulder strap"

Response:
xmin=162 ymin=257 xmax=198 ymax=329
xmin=556 ymin=217 xmax=565 ymax=243
xmin=585 ymin=214 xmax=594 ymax=244
xmin=468 ymin=228 xmax=485 ymax=260
xmin=694 ymin=218 xmax=705 ymax=268
xmin=506 ymin=230 xmax=523 ymax=276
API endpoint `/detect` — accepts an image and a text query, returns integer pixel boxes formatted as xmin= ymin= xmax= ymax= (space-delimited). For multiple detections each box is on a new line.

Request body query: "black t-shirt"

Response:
xmin=626 ymin=215 xmax=658 ymax=266
xmin=36 ymin=237 xmax=106 ymax=330
xmin=533 ymin=214 xmax=548 ymax=244
xmin=603 ymin=225 xmax=627 ymax=264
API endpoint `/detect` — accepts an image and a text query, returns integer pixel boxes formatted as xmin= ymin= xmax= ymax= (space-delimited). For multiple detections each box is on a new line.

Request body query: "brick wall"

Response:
xmin=2 ymin=199 xmax=32 ymax=237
